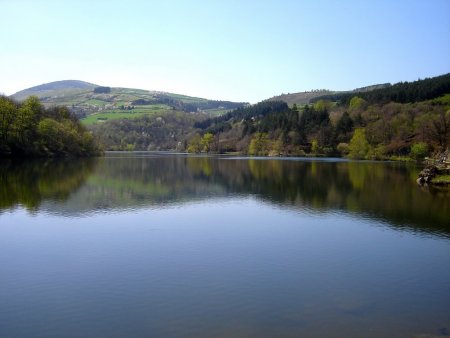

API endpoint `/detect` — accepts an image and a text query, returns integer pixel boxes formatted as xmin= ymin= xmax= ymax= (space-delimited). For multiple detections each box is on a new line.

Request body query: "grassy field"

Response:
xmin=82 ymin=112 xmax=150 ymax=125
xmin=81 ymin=104 xmax=172 ymax=125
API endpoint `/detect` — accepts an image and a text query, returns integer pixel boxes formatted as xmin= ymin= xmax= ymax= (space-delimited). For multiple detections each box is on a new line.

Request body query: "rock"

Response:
xmin=417 ymin=165 xmax=439 ymax=185
xmin=417 ymin=164 xmax=450 ymax=186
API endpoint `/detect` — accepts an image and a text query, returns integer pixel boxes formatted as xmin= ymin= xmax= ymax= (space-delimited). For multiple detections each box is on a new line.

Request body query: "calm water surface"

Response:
xmin=1 ymin=153 xmax=449 ymax=338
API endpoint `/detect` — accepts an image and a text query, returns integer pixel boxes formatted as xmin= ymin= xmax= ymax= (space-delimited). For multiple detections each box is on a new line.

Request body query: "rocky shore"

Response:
xmin=417 ymin=150 xmax=450 ymax=186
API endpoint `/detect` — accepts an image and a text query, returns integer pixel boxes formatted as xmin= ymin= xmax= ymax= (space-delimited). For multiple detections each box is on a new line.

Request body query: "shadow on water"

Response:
xmin=1 ymin=153 xmax=449 ymax=236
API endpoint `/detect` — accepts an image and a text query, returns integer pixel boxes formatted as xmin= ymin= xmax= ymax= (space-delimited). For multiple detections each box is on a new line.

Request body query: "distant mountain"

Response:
xmin=12 ymin=80 xmax=98 ymax=101
xmin=10 ymin=80 xmax=247 ymax=125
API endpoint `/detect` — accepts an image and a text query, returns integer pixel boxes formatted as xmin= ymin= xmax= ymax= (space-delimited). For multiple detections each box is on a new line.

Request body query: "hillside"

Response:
xmin=188 ymin=74 xmax=450 ymax=157
xmin=268 ymin=90 xmax=334 ymax=106
xmin=268 ymin=83 xmax=391 ymax=107
xmin=11 ymin=80 xmax=247 ymax=125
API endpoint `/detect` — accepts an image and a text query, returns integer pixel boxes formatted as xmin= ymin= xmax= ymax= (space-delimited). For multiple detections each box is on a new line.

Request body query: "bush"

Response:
xmin=368 ymin=145 xmax=387 ymax=160
xmin=337 ymin=143 xmax=349 ymax=156
xmin=410 ymin=142 xmax=429 ymax=160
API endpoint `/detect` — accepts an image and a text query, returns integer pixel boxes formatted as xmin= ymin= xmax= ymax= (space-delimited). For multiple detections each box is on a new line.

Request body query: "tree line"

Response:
xmin=0 ymin=95 xmax=102 ymax=157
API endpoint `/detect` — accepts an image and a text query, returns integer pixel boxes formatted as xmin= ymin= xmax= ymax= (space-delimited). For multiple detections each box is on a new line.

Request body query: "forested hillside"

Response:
xmin=185 ymin=74 xmax=450 ymax=159
xmin=90 ymin=111 xmax=199 ymax=151
xmin=0 ymin=96 xmax=101 ymax=157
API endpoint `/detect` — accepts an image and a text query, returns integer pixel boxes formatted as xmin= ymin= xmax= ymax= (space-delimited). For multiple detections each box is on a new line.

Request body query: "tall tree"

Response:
xmin=201 ymin=133 xmax=215 ymax=152
xmin=249 ymin=133 xmax=269 ymax=156
xmin=348 ymin=128 xmax=370 ymax=159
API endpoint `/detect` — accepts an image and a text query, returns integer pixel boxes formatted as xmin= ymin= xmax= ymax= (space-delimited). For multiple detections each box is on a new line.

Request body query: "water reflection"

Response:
xmin=0 ymin=158 xmax=98 ymax=212
xmin=1 ymin=153 xmax=449 ymax=236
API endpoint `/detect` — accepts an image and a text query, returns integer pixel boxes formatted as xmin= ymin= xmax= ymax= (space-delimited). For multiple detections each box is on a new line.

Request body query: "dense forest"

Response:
xmin=0 ymin=96 xmax=101 ymax=157
xmin=189 ymin=95 xmax=449 ymax=159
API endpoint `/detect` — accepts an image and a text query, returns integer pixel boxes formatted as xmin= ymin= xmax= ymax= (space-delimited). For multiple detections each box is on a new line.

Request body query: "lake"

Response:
xmin=0 ymin=152 xmax=449 ymax=338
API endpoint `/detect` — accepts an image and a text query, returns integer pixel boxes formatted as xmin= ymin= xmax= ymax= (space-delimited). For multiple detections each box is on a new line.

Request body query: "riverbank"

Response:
xmin=417 ymin=150 xmax=450 ymax=186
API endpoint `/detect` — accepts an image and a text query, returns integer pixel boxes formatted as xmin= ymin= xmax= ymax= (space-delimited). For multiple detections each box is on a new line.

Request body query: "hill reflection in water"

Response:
xmin=1 ymin=153 xmax=449 ymax=237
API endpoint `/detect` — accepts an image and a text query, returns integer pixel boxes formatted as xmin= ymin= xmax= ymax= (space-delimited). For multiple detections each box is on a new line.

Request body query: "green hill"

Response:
xmin=11 ymin=80 xmax=247 ymax=125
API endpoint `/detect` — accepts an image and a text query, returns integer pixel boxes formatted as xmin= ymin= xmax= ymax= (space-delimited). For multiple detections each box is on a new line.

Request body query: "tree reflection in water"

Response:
xmin=1 ymin=154 xmax=448 ymax=237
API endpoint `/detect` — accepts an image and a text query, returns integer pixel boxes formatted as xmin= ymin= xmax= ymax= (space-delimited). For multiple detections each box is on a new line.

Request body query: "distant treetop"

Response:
xmin=93 ymin=86 xmax=111 ymax=94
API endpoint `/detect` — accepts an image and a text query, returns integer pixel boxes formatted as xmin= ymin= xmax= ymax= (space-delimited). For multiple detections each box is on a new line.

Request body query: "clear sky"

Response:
xmin=1 ymin=0 xmax=449 ymax=102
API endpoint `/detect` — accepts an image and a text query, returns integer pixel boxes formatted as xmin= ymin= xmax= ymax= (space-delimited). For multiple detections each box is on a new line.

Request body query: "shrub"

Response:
xmin=337 ymin=142 xmax=349 ymax=156
xmin=410 ymin=142 xmax=429 ymax=160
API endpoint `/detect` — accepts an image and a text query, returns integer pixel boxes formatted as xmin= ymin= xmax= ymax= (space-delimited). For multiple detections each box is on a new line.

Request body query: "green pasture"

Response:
xmin=83 ymin=110 xmax=156 ymax=125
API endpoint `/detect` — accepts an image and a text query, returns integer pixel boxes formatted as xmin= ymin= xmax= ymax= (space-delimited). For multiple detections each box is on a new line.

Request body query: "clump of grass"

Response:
xmin=431 ymin=174 xmax=450 ymax=185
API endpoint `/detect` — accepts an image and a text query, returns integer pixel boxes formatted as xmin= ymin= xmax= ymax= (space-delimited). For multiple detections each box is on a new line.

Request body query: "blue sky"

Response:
xmin=1 ymin=0 xmax=449 ymax=102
